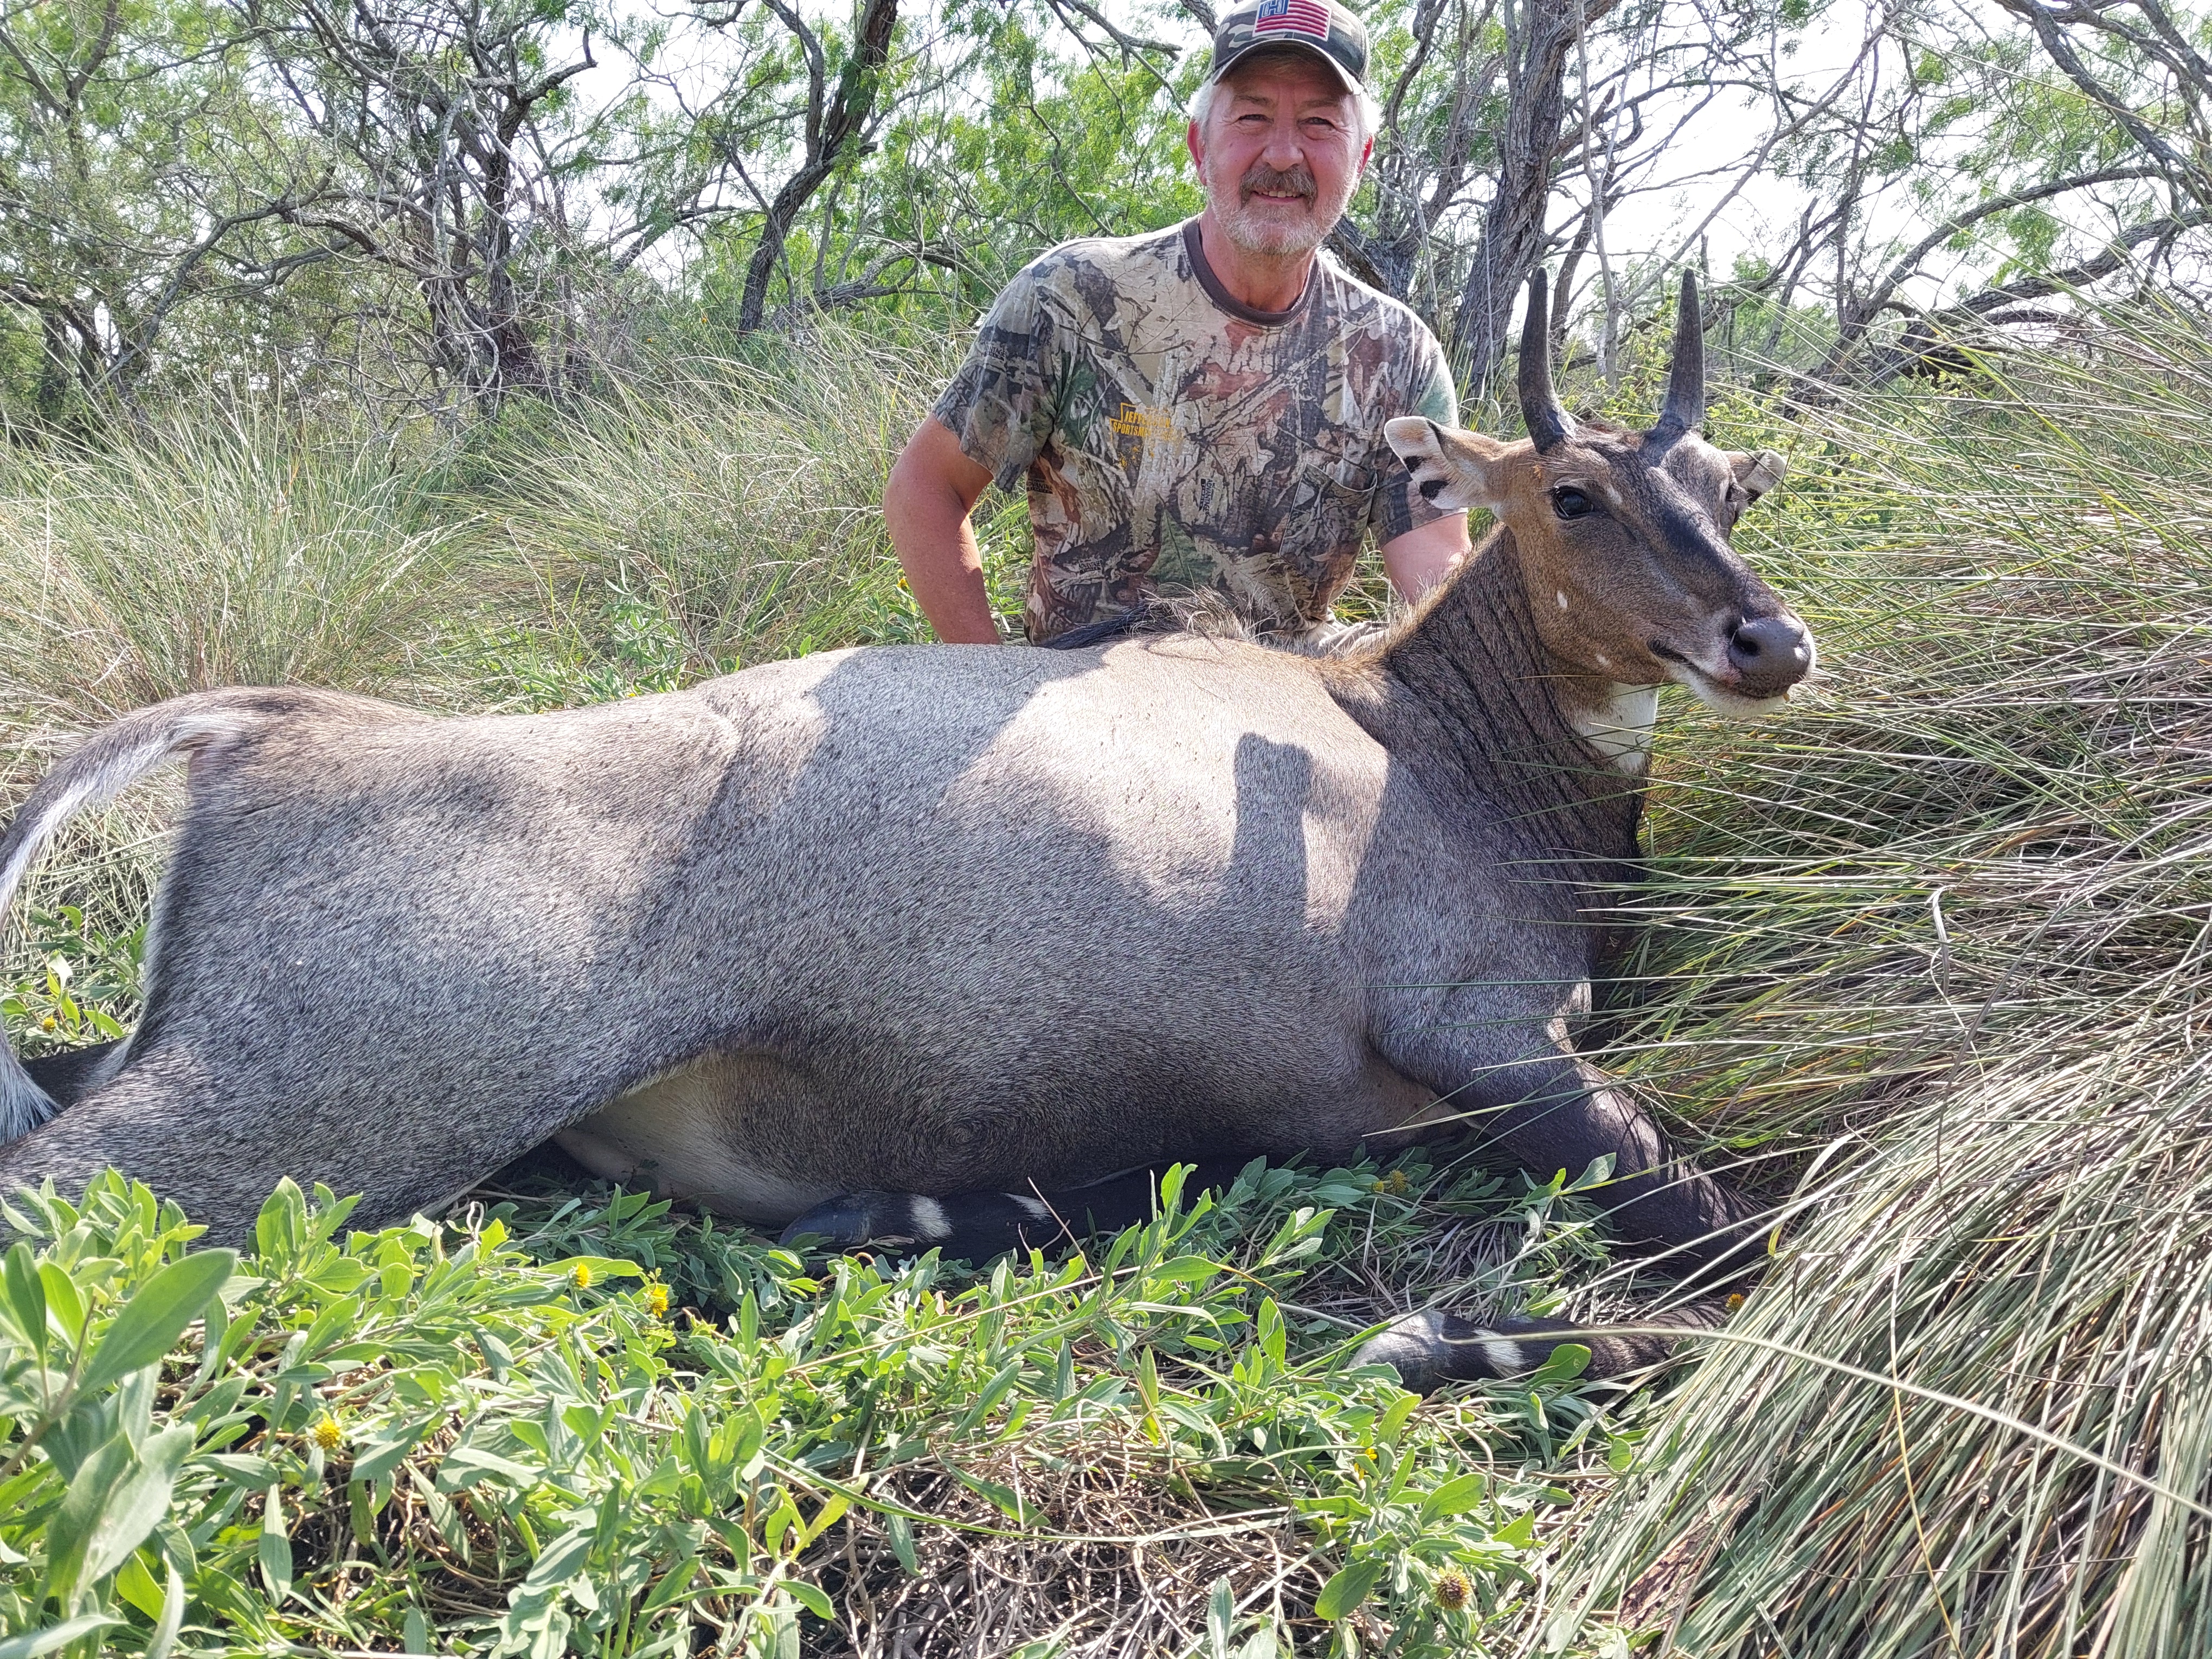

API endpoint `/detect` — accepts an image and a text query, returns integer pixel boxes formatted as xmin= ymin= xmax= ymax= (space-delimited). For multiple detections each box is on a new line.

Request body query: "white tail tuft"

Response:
xmin=0 ymin=705 xmax=252 ymax=1143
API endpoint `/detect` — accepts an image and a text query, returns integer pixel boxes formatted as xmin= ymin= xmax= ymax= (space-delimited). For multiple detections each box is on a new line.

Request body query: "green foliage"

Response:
xmin=0 ymin=909 xmax=138 ymax=1060
xmin=0 ymin=1182 xmax=232 ymax=1650
xmin=0 ymin=0 xmax=307 ymax=414
xmin=0 ymin=0 xmax=2196 ymax=419
xmin=0 ymin=1161 xmax=1623 ymax=1654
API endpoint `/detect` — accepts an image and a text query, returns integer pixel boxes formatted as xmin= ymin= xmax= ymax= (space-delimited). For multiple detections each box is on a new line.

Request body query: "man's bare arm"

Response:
xmin=1380 ymin=512 xmax=1471 ymax=603
xmin=886 ymin=419 xmax=1002 ymax=644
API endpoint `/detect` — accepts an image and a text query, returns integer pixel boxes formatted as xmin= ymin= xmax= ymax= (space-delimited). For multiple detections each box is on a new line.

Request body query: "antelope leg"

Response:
xmin=778 ymin=1158 xmax=1258 ymax=1264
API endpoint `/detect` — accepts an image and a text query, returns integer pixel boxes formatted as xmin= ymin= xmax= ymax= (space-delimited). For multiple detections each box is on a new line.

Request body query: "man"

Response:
xmin=884 ymin=0 xmax=1470 ymax=646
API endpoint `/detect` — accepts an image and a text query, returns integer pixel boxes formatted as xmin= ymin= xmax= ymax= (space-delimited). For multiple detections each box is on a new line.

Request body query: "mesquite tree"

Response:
xmin=0 ymin=0 xmax=2210 ymax=418
xmin=0 ymin=0 xmax=336 ymax=411
xmin=242 ymin=0 xmax=613 ymax=407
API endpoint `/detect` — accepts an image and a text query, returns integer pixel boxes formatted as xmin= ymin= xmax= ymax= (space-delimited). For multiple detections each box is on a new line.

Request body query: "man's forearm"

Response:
xmin=886 ymin=425 xmax=1002 ymax=645
xmin=898 ymin=517 xmax=1000 ymax=644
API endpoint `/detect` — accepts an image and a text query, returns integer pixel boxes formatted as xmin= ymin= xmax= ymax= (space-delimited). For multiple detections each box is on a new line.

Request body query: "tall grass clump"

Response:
xmin=0 ymin=403 xmax=486 ymax=729
xmin=467 ymin=328 xmax=1034 ymax=704
xmin=1525 ymin=305 xmax=2212 ymax=1655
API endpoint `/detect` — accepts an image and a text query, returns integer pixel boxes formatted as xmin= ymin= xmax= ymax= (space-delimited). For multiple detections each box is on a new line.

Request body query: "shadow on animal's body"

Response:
xmin=0 ymin=271 xmax=1814 ymax=1387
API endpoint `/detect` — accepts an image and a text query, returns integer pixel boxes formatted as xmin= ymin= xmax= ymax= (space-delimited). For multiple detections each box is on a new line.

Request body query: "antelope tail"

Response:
xmin=0 ymin=692 xmax=274 ymax=1143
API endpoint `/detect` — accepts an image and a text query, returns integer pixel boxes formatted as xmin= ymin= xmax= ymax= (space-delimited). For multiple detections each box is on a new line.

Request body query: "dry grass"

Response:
xmin=1516 ymin=306 xmax=2212 ymax=1655
xmin=805 ymin=1435 xmax=1329 ymax=1658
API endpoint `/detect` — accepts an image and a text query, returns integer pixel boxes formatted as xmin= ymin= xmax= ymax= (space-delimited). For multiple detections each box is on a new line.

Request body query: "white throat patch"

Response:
xmin=1573 ymin=684 xmax=1660 ymax=773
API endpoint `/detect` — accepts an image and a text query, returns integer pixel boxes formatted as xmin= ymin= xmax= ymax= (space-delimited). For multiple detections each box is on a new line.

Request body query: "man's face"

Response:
xmin=1188 ymin=52 xmax=1370 ymax=259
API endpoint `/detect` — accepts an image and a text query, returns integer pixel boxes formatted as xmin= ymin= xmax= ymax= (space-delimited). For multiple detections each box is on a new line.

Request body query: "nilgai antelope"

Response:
xmin=0 ymin=272 xmax=1811 ymax=1388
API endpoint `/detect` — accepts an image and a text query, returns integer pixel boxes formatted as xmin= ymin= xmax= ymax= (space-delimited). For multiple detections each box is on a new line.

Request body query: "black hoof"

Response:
xmin=779 ymin=1187 xmax=1069 ymax=1263
xmin=1353 ymin=1311 xmax=1588 ymax=1392
xmin=778 ymin=1191 xmax=937 ymax=1252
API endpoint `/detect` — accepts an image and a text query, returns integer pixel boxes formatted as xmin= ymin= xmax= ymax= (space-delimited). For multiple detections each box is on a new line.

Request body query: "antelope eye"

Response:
xmin=1552 ymin=486 xmax=1594 ymax=520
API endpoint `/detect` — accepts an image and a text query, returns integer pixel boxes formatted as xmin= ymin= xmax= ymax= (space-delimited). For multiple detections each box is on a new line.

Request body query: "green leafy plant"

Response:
xmin=0 ymin=909 xmax=140 ymax=1061
xmin=0 ymin=1195 xmax=234 ymax=1654
xmin=0 ymin=1158 xmax=1622 ymax=1655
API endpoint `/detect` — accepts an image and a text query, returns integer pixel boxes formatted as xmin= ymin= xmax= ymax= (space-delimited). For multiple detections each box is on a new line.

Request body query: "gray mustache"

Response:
xmin=1240 ymin=164 xmax=1315 ymax=200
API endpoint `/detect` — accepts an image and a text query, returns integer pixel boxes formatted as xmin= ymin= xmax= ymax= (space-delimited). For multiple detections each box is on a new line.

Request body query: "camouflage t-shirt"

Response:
xmin=932 ymin=218 xmax=1459 ymax=644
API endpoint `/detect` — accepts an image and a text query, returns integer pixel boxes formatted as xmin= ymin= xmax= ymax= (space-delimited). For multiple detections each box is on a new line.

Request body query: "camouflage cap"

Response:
xmin=1208 ymin=0 xmax=1368 ymax=97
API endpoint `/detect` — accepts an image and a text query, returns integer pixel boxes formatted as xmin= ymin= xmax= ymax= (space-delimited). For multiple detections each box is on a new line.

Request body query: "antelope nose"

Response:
xmin=1727 ymin=614 xmax=1812 ymax=697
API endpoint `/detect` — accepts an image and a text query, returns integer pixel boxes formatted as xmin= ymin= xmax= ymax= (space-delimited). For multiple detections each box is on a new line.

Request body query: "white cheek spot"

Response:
xmin=1602 ymin=484 xmax=1623 ymax=506
xmin=1012 ymin=1195 xmax=1051 ymax=1221
xmin=1556 ymin=589 xmax=1569 ymax=610
xmin=910 ymin=1197 xmax=951 ymax=1240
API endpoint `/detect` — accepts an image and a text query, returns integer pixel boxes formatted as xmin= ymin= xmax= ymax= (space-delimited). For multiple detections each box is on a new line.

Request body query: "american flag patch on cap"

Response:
xmin=1210 ymin=0 xmax=1367 ymax=89
xmin=1254 ymin=0 xmax=1330 ymax=38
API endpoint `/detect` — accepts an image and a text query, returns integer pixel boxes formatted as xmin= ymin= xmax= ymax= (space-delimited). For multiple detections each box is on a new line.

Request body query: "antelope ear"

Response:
xmin=1731 ymin=448 xmax=1786 ymax=502
xmin=1386 ymin=416 xmax=1513 ymax=512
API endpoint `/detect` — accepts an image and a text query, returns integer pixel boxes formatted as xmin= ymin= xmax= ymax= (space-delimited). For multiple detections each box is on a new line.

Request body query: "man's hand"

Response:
xmin=1381 ymin=512 xmax=1471 ymax=603
xmin=886 ymin=419 xmax=1001 ymax=644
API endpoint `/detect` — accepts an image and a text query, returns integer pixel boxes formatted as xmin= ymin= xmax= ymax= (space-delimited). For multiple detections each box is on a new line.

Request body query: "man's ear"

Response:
xmin=1186 ymin=120 xmax=1206 ymax=183
xmin=1385 ymin=416 xmax=1513 ymax=512
xmin=1729 ymin=448 xmax=1786 ymax=502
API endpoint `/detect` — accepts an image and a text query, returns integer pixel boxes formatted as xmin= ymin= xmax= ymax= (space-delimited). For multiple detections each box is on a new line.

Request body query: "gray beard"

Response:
xmin=1212 ymin=188 xmax=1337 ymax=258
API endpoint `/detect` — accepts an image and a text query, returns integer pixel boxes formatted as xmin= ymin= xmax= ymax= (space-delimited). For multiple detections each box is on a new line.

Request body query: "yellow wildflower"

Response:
xmin=310 ymin=1414 xmax=344 ymax=1454
xmin=644 ymin=1281 xmax=670 ymax=1317
xmin=1433 ymin=1567 xmax=1472 ymax=1611
xmin=571 ymin=1261 xmax=594 ymax=1289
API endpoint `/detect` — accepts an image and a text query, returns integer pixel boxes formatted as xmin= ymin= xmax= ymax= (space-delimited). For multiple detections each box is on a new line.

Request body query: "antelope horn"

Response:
xmin=1517 ymin=267 xmax=1573 ymax=453
xmin=1653 ymin=269 xmax=1705 ymax=438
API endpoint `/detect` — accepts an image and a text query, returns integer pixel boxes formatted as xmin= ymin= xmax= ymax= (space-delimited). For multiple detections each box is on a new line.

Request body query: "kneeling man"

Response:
xmin=885 ymin=0 xmax=1470 ymax=646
